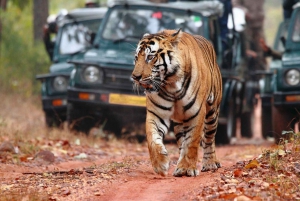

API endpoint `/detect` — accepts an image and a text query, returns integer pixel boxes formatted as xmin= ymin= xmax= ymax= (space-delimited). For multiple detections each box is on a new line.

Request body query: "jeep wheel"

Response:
xmin=261 ymin=106 xmax=272 ymax=139
xmin=240 ymin=111 xmax=253 ymax=138
xmin=104 ymin=114 xmax=122 ymax=137
xmin=272 ymin=106 xmax=295 ymax=144
xmin=67 ymin=103 xmax=95 ymax=134
xmin=45 ymin=112 xmax=63 ymax=128
xmin=216 ymin=98 xmax=237 ymax=144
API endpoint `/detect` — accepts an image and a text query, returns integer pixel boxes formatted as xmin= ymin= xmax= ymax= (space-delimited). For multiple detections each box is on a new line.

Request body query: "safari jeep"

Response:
xmin=36 ymin=7 xmax=107 ymax=127
xmin=67 ymin=0 xmax=255 ymax=144
xmin=259 ymin=4 xmax=300 ymax=143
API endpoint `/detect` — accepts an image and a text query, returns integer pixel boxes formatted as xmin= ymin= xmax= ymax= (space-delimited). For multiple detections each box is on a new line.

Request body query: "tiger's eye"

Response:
xmin=147 ymin=55 xmax=155 ymax=61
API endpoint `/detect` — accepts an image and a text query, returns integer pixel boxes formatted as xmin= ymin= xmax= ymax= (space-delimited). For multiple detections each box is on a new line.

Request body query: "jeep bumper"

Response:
xmin=67 ymin=87 xmax=147 ymax=116
xmin=42 ymin=96 xmax=67 ymax=112
xmin=273 ymin=91 xmax=300 ymax=107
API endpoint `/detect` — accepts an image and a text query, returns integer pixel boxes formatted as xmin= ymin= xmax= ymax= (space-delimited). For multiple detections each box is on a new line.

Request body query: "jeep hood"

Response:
xmin=84 ymin=48 xmax=134 ymax=67
xmin=282 ymin=51 xmax=300 ymax=67
xmin=50 ymin=62 xmax=75 ymax=73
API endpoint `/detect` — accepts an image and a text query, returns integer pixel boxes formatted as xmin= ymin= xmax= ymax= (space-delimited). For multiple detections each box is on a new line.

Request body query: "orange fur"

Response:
xmin=132 ymin=29 xmax=222 ymax=176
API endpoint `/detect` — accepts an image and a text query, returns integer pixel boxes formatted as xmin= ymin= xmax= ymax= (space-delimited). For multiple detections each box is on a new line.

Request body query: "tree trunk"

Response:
xmin=0 ymin=0 xmax=8 ymax=36
xmin=0 ymin=0 xmax=7 ymax=57
xmin=33 ymin=0 xmax=48 ymax=41
xmin=0 ymin=0 xmax=7 ymax=10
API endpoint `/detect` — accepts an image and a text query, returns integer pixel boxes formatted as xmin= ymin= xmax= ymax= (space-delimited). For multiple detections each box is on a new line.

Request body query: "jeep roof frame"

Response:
xmin=107 ymin=0 xmax=223 ymax=17
xmin=57 ymin=7 xmax=108 ymax=27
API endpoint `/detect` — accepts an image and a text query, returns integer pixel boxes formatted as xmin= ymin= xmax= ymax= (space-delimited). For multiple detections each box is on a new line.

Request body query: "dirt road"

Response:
xmin=0 ymin=93 xmax=275 ymax=200
xmin=0 ymin=140 xmax=273 ymax=201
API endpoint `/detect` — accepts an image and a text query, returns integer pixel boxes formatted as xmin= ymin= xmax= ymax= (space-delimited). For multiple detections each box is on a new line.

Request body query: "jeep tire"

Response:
xmin=272 ymin=106 xmax=295 ymax=144
xmin=67 ymin=103 xmax=95 ymax=134
xmin=240 ymin=111 xmax=253 ymax=138
xmin=45 ymin=112 xmax=63 ymax=128
xmin=261 ymin=106 xmax=272 ymax=139
xmin=216 ymin=97 xmax=237 ymax=144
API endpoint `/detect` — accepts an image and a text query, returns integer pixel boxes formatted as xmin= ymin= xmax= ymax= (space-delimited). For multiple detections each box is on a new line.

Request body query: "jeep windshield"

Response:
xmin=102 ymin=7 xmax=204 ymax=42
xmin=58 ymin=19 xmax=101 ymax=55
xmin=292 ymin=10 xmax=300 ymax=42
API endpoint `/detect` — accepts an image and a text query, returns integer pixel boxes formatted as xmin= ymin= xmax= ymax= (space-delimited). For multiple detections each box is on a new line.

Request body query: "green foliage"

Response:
xmin=10 ymin=0 xmax=31 ymax=10
xmin=0 ymin=2 xmax=50 ymax=95
xmin=0 ymin=0 xmax=109 ymax=95
xmin=49 ymin=0 xmax=84 ymax=14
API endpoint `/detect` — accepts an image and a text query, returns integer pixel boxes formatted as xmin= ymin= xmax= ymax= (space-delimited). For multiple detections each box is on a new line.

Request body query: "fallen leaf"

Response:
xmin=94 ymin=191 xmax=104 ymax=196
xmin=245 ymin=159 xmax=259 ymax=169
xmin=219 ymin=193 xmax=237 ymax=199
xmin=233 ymin=169 xmax=243 ymax=177
xmin=261 ymin=181 xmax=270 ymax=188
xmin=225 ymin=179 xmax=239 ymax=184
xmin=278 ymin=149 xmax=286 ymax=157
xmin=74 ymin=153 xmax=88 ymax=159
xmin=242 ymin=172 xmax=249 ymax=176
xmin=75 ymin=139 xmax=80 ymax=145
xmin=61 ymin=189 xmax=71 ymax=196
xmin=19 ymin=155 xmax=29 ymax=162
xmin=293 ymin=162 xmax=300 ymax=174
xmin=234 ymin=195 xmax=252 ymax=201
xmin=293 ymin=145 xmax=300 ymax=152
xmin=0 ymin=184 xmax=14 ymax=190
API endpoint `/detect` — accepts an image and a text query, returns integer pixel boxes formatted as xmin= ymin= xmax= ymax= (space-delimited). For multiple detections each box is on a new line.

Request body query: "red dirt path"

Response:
xmin=0 ymin=93 xmax=275 ymax=200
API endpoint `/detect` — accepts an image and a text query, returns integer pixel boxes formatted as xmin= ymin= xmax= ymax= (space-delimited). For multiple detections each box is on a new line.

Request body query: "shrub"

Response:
xmin=0 ymin=3 xmax=50 ymax=95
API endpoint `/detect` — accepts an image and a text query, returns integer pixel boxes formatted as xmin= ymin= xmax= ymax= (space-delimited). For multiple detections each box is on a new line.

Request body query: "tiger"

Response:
xmin=131 ymin=29 xmax=222 ymax=177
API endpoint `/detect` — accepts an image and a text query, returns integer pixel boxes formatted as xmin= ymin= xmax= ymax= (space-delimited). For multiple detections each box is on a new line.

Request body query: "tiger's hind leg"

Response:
xmin=201 ymin=106 xmax=221 ymax=172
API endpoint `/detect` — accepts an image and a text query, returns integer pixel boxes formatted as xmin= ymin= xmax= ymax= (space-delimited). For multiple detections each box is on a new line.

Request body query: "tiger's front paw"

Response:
xmin=201 ymin=160 xmax=221 ymax=172
xmin=149 ymin=143 xmax=170 ymax=176
xmin=173 ymin=166 xmax=199 ymax=177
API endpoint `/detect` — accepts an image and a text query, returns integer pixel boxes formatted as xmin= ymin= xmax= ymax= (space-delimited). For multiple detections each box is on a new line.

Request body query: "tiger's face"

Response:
xmin=131 ymin=30 xmax=182 ymax=93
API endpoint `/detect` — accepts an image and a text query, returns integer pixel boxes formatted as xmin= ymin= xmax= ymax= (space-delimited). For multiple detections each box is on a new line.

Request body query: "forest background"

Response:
xmin=0 ymin=0 xmax=282 ymax=98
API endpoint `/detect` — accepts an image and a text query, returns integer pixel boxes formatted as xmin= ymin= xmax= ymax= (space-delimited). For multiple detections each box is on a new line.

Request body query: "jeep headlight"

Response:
xmin=53 ymin=76 xmax=68 ymax=92
xmin=83 ymin=66 xmax=103 ymax=83
xmin=285 ymin=69 xmax=300 ymax=86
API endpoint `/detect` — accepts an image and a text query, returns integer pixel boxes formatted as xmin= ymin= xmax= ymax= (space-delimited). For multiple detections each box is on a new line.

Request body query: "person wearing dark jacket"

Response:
xmin=283 ymin=0 xmax=300 ymax=19
xmin=232 ymin=0 xmax=267 ymax=71
xmin=43 ymin=16 xmax=57 ymax=61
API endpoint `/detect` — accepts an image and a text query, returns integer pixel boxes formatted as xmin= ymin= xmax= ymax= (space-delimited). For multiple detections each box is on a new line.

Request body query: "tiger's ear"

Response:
xmin=170 ymin=29 xmax=182 ymax=46
xmin=143 ymin=33 xmax=150 ymax=38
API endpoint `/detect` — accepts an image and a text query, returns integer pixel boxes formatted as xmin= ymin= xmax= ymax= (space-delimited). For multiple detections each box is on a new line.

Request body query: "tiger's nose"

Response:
xmin=131 ymin=74 xmax=142 ymax=81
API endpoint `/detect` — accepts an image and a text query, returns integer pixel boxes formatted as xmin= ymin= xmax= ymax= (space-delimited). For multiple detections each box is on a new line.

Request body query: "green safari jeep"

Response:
xmin=259 ymin=4 xmax=300 ymax=143
xmin=67 ymin=0 xmax=255 ymax=144
xmin=36 ymin=7 xmax=107 ymax=127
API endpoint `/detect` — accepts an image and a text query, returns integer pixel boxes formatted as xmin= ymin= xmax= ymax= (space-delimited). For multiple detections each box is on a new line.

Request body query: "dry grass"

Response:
xmin=0 ymin=91 xmax=107 ymax=150
xmin=0 ymin=91 xmax=147 ymax=200
xmin=187 ymin=131 xmax=300 ymax=200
